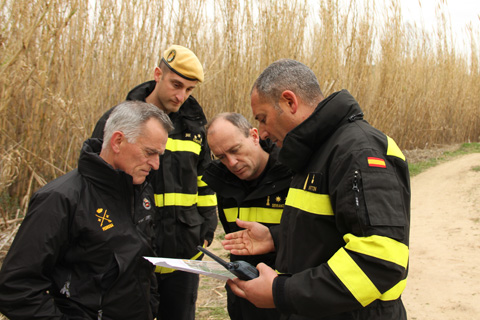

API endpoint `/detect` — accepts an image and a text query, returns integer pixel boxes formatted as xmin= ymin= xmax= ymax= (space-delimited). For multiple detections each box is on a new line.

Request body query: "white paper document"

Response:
xmin=144 ymin=257 xmax=234 ymax=281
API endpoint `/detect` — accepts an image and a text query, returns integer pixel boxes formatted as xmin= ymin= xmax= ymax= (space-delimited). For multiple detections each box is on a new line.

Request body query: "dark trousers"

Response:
xmin=156 ymin=271 xmax=199 ymax=320
xmin=226 ymin=284 xmax=281 ymax=320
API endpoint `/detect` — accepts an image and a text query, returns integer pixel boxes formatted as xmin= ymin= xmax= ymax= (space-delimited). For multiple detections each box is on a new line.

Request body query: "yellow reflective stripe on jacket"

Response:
xmin=386 ymin=136 xmax=405 ymax=161
xmin=380 ymin=279 xmax=407 ymax=301
xmin=154 ymin=193 xmax=197 ymax=207
xmin=344 ymin=234 xmax=409 ymax=268
xmin=198 ymin=194 xmax=217 ymax=207
xmin=285 ymin=188 xmax=334 ymax=216
xmin=328 ymin=248 xmax=381 ymax=307
xmin=154 ymin=193 xmax=217 ymax=207
xmin=223 ymin=207 xmax=283 ymax=224
xmin=155 ymin=265 xmax=176 ymax=274
xmin=155 ymin=244 xmax=206 ymax=274
xmin=328 ymin=246 xmax=407 ymax=306
xmin=166 ymin=138 xmax=201 ymax=155
xmin=197 ymin=175 xmax=208 ymax=187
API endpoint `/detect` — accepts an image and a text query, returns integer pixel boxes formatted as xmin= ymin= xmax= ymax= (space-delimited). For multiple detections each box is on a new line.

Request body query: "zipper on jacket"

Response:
xmin=97 ymin=309 xmax=103 ymax=320
xmin=348 ymin=112 xmax=364 ymax=122
xmin=352 ymin=171 xmax=360 ymax=208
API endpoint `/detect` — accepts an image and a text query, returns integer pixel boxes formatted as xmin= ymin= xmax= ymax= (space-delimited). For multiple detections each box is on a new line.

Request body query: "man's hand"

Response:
xmin=227 ymin=263 xmax=277 ymax=308
xmin=221 ymin=219 xmax=275 ymax=255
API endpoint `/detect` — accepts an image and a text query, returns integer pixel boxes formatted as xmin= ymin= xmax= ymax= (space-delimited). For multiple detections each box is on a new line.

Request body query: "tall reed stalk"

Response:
xmin=1 ymin=0 xmax=479 ymax=218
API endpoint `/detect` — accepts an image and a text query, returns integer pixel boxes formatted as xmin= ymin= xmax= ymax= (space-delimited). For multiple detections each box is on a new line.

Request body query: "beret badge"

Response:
xmin=167 ymin=50 xmax=176 ymax=62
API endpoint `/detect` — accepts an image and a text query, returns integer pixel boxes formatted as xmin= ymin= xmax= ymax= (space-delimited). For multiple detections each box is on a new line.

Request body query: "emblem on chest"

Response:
xmin=96 ymin=208 xmax=114 ymax=231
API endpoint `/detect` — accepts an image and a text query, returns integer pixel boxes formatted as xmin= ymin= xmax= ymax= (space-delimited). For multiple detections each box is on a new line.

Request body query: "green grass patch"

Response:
xmin=471 ymin=166 xmax=480 ymax=172
xmin=408 ymin=142 xmax=480 ymax=177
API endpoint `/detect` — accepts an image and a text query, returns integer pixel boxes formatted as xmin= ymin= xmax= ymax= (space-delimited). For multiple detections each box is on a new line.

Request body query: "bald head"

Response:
xmin=206 ymin=113 xmax=269 ymax=181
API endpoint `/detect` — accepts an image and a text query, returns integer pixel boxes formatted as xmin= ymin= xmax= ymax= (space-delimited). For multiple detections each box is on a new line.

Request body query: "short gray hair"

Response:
xmin=251 ymin=59 xmax=323 ymax=107
xmin=206 ymin=112 xmax=253 ymax=138
xmin=102 ymin=100 xmax=174 ymax=149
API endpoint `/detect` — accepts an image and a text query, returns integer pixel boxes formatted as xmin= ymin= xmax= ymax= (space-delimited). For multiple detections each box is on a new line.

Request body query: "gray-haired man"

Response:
xmin=0 ymin=101 xmax=173 ymax=320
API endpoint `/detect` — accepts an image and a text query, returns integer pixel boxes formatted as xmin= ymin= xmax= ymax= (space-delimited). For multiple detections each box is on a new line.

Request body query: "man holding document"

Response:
xmin=0 ymin=101 xmax=173 ymax=320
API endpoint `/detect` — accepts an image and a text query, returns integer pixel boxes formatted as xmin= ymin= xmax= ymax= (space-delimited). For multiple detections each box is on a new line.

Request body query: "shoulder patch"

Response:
xmin=367 ymin=157 xmax=387 ymax=168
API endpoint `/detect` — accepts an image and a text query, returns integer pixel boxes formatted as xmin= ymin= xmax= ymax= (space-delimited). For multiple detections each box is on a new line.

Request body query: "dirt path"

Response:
xmin=402 ymin=153 xmax=480 ymax=319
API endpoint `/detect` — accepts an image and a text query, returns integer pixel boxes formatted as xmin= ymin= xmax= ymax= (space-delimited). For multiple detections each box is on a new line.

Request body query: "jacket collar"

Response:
xmin=78 ymin=139 xmax=137 ymax=195
xmin=279 ymin=90 xmax=363 ymax=173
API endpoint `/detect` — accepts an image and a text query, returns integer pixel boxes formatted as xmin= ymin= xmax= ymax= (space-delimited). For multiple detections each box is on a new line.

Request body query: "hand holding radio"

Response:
xmin=197 ymin=246 xmax=259 ymax=280
xmin=227 ymin=262 xmax=277 ymax=308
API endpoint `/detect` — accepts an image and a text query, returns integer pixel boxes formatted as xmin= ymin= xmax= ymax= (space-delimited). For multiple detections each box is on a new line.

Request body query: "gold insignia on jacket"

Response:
xmin=267 ymin=195 xmax=285 ymax=208
xmin=193 ymin=134 xmax=202 ymax=144
xmin=96 ymin=208 xmax=114 ymax=231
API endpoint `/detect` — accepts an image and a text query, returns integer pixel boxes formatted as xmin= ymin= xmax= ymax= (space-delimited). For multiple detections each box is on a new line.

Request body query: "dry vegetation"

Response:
xmin=0 ymin=0 xmax=479 ymax=318
xmin=2 ymin=0 xmax=480 ymax=221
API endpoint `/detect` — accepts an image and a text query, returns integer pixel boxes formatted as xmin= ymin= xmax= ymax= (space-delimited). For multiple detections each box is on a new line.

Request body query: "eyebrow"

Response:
xmin=225 ymin=144 xmax=241 ymax=154
xmin=171 ymin=79 xmax=196 ymax=90
xmin=145 ymin=147 xmax=163 ymax=156
xmin=213 ymin=143 xmax=241 ymax=158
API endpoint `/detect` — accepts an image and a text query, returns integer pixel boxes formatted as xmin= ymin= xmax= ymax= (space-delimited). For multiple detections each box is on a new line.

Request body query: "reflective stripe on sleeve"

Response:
xmin=328 ymin=248 xmax=381 ymax=307
xmin=386 ymin=136 xmax=405 ymax=161
xmin=197 ymin=175 xmax=208 ymax=187
xmin=379 ymin=279 xmax=407 ymax=301
xmin=328 ymin=238 xmax=408 ymax=306
xmin=343 ymin=233 xmax=409 ymax=269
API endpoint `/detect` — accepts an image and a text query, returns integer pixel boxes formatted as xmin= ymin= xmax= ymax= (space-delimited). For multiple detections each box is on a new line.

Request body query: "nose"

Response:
xmin=258 ymin=125 xmax=269 ymax=140
xmin=176 ymin=89 xmax=188 ymax=103
xmin=148 ymin=155 xmax=160 ymax=170
xmin=225 ymin=154 xmax=238 ymax=167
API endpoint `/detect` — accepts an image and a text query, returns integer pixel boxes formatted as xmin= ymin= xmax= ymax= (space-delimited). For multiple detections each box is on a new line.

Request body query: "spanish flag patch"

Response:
xmin=367 ymin=157 xmax=386 ymax=168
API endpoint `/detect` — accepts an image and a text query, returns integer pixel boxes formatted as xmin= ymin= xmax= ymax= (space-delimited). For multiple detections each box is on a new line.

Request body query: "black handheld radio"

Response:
xmin=197 ymin=246 xmax=259 ymax=281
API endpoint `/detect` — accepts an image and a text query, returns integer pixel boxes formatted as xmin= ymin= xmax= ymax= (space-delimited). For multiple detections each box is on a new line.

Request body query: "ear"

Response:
xmin=110 ymin=131 xmax=125 ymax=154
xmin=250 ymin=128 xmax=260 ymax=144
xmin=281 ymin=90 xmax=299 ymax=114
xmin=154 ymin=66 xmax=163 ymax=82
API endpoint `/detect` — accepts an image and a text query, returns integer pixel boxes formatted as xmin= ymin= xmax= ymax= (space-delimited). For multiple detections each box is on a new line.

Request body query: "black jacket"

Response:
xmin=0 ymin=139 xmax=159 ymax=320
xmin=272 ymin=90 xmax=411 ymax=320
xmin=92 ymin=81 xmax=217 ymax=262
xmin=203 ymin=141 xmax=292 ymax=267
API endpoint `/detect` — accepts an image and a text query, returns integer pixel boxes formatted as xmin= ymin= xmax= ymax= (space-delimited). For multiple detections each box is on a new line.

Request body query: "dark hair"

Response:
xmin=252 ymin=59 xmax=323 ymax=108
xmin=159 ymin=59 xmax=171 ymax=76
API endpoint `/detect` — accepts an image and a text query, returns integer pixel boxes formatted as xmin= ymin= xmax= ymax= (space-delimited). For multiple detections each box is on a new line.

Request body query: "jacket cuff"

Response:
xmin=273 ymin=274 xmax=294 ymax=315
xmin=269 ymin=225 xmax=280 ymax=250
xmin=204 ymin=231 xmax=214 ymax=246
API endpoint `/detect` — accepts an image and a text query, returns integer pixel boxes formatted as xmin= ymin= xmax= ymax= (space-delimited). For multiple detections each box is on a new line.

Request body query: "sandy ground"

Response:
xmin=402 ymin=153 xmax=480 ymax=319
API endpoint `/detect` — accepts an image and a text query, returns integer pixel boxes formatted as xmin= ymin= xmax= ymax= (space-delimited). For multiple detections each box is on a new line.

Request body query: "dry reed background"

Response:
xmin=2 ymin=0 xmax=480 ymax=220
xmin=0 ymin=0 xmax=479 ymax=317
